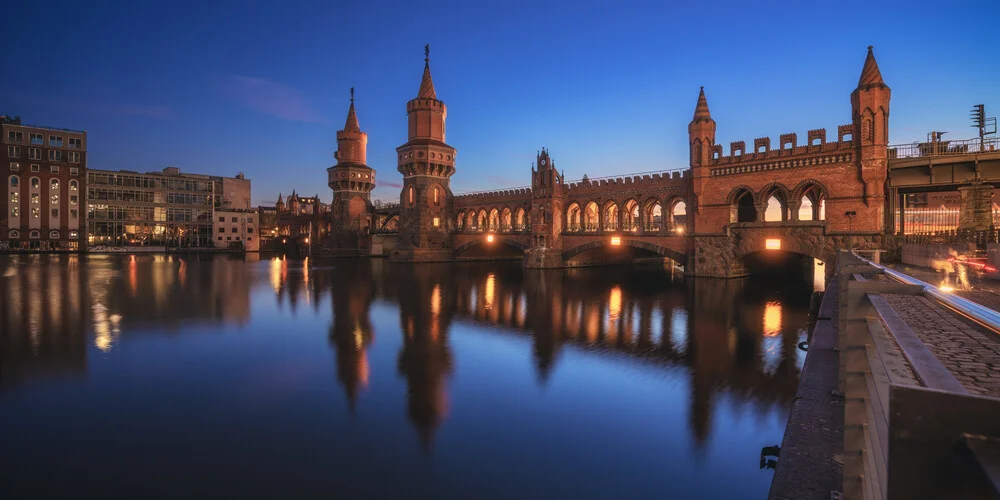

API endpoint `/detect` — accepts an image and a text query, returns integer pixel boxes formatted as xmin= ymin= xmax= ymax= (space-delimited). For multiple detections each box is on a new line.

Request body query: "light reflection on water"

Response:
xmin=0 ymin=254 xmax=816 ymax=499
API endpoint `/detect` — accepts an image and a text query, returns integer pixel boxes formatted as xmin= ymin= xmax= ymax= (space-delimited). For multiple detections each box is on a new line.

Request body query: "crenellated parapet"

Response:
xmin=708 ymin=125 xmax=855 ymax=176
xmin=564 ymin=169 xmax=688 ymax=195
xmin=454 ymin=187 xmax=532 ymax=208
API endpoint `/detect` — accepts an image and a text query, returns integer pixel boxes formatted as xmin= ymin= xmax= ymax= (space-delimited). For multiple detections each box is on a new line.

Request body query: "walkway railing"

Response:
xmin=836 ymin=251 xmax=1000 ymax=499
xmin=889 ymin=136 xmax=1000 ymax=159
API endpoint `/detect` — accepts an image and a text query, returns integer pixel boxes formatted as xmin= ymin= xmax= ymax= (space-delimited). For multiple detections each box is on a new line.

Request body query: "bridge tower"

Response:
xmin=326 ymin=89 xmax=375 ymax=254
xmin=524 ymin=148 xmax=566 ymax=268
xmin=391 ymin=45 xmax=457 ymax=262
xmin=850 ymin=46 xmax=890 ymax=231
xmin=688 ymin=86 xmax=716 ymax=233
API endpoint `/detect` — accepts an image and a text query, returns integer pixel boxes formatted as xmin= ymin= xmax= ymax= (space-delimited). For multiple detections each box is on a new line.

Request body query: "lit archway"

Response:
xmin=798 ymin=184 xmax=826 ymax=221
xmin=644 ymin=199 xmax=662 ymax=232
xmin=622 ymin=199 xmax=639 ymax=231
xmin=467 ymin=211 xmax=476 ymax=230
xmin=501 ymin=208 xmax=512 ymax=232
xmin=488 ymin=208 xmax=500 ymax=231
xmin=603 ymin=201 xmax=619 ymax=231
xmin=584 ymin=202 xmax=599 ymax=232
xmin=477 ymin=209 xmax=488 ymax=230
xmin=457 ymin=212 xmax=465 ymax=230
xmin=515 ymin=207 xmax=526 ymax=231
xmin=671 ymin=200 xmax=687 ymax=234
xmin=566 ymin=202 xmax=582 ymax=232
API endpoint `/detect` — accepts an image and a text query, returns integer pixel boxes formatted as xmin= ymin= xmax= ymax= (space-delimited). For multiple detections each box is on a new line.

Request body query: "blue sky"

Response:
xmin=2 ymin=0 xmax=997 ymax=205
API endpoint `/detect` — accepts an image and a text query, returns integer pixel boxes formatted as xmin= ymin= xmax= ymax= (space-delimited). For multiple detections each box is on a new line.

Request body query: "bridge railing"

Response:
xmin=836 ymin=251 xmax=1000 ymax=499
xmin=889 ymin=136 xmax=1000 ymax=159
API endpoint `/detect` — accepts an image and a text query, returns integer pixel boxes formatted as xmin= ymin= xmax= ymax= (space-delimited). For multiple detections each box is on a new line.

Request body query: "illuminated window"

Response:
xmin=408 ymin=187 xmax=414 ymax=205
xmin=765 ymin=238 xmax=781 ymax=250
xmin=433 ymin=217 xmax=440 ymax=227
xmin=434 ymin=187 xmax=439 ymax=204
xmin=610 ymin=236 xmax=621 ymax=246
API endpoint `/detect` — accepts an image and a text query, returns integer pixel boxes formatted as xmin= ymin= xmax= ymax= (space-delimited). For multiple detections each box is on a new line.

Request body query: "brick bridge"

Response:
xmin=321 ymin=46 xmax=991 ymax=277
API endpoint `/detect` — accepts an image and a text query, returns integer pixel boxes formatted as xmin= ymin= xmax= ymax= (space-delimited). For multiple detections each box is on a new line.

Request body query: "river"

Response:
xmin=0 ymin=254 xmax=816 ymax=499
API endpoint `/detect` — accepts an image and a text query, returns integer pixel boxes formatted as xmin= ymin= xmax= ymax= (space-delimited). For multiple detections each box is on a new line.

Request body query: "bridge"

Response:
xmin=314 ymin=46 xmax=995 ymax=278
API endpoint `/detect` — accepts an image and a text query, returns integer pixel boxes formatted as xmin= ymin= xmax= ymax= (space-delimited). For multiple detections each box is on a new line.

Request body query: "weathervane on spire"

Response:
xmin=425 ymin=44 xmax=430 ymax=63
xmin=350 ymin=87 xmax=354 ymax=103
xmin=867 ymin=45 xmax=873 ymax=51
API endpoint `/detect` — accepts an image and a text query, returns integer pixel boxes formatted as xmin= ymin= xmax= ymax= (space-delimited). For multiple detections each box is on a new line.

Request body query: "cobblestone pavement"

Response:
xmin=882 ymin=293 xmax=1000 ymax=398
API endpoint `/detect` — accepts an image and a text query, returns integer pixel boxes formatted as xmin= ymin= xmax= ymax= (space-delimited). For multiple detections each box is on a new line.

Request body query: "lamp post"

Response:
xmin=845 ymin=210 xmax=857 ymax=249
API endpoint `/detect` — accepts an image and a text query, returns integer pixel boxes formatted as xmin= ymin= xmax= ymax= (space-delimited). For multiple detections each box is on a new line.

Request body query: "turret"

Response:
xmin=850 ymin=46 xmax=891 ymax=208
xmin=391 ymin=45 xmax=458 ymax=261
xmin=275 ymin=193 xmax=285 ymax=212
xmin=328 ymin=88 xmax=375 ymax=235
xmin=688 ymin=87 xmax=716 ymax=168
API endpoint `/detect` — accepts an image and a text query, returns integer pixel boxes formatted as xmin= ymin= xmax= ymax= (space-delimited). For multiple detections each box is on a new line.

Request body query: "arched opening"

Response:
xmin=408 ymin=186 xmax=414 ymax=206
xmin=644 ymin=199 xmax=662 ymax=232
xmin=514 ymin=208 xmax=526 ymax=231
xmin=733 ymin=190 xmax=756 ymax=223
xmin=622 ymin=199 xmax=639 ymax=231
xmin=566 ymin=203 xmax=582 ymax=232
xmin=500 ymin=208 xmax=512 ymax=232
xmin=798 ymin=184 xmax=826 ymax=221
xmin=740 ymin=250 xmax=827 ymax=292
xmin=583 ymin=202 xmax=599 ymax=232
xmin=563 ymin=239 xmax=686 ymax=269
xmin=477 ymin=210 xmax=488 ymax=231
xmin=762 ymin=189 xmax=788 ymax=222
xmin=488 ymin=208 xmax=500 ymax=231
xmin=603 ymin=201 xmax=619 ymax=231
xmin=457 ymin=212 xmax=465 ymax=230
xmin=455 ymin=238 xmax=526 ymax=261
xmin=433 ymin=186 xmax=440 ymax=205
xmin=671 ymin=200 xmax=687 ymax=234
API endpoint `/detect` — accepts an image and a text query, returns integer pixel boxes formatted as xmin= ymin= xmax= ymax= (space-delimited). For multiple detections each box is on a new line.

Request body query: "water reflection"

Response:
xmin=1 ymin=254 xmax=814 ymax=498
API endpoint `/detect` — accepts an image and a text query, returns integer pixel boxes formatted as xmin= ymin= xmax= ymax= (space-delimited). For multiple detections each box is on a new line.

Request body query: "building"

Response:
xmin=324 ymin=89 xmax=375 ymax=255
xmin=213 ymin=210 xmax=259 ymax=251
xmin=2 ymin=115 xmax=87 ymax=251
xmin=257 ymin=204 xmax=279 ymax=245
xmin=87 ymin=166 xmax=252 ymax=249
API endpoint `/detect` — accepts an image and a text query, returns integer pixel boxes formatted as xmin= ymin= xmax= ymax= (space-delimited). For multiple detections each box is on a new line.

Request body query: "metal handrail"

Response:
xmin=888 ymin=136 xmax=1000 ymax=159
xmin=853 ymin=252 xmax=1000 ymax=333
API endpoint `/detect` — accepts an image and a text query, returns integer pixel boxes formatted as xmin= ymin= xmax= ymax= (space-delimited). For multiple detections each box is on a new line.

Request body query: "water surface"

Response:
xmin=0 ymin=254 xmax=813 ymax=499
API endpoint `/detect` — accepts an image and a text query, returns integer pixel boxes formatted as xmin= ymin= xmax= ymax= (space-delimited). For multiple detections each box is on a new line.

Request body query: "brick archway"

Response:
xmin=731 ymin=229 xmax=832 ymax=265
xmin=454 ymin=237 xmax=529 ymax=255
xmin=562 ymin=238 xmax=687 ymax=265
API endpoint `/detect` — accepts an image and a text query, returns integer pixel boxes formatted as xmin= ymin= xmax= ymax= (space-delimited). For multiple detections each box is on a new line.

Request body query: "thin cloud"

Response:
xmin=378 ymin=181 xmax=403 ymax=189
xmin=225 ymin=76 xmax=326 ymax=123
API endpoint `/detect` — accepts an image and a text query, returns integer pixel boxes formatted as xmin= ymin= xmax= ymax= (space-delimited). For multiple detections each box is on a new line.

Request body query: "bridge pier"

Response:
xmin=522 ymin=247 xmax=564 ymax=269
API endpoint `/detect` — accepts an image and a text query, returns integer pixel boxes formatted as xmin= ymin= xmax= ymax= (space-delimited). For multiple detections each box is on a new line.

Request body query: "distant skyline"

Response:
xmin=3 ymin=0 xmax=998 ymax=205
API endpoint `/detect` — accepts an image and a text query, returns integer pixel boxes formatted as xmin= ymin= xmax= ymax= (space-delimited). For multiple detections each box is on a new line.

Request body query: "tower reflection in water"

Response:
xmin=318 ymin=259 xmax=811 ymax=448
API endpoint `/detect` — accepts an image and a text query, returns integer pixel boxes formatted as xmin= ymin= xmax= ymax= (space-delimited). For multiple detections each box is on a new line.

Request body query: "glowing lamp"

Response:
xmin=610 ymin=236 xmax=621 ymax=246
xmin=765 ymin=238 xmax=781 ymax=250
xmin=486 ymin=234 xmax=495 ymax=243
xmin=304 ymin=238 xmax=310 ymax=244
xmin=433 ymin=217 xmax=440 ymax=227
xmin=940 ymin=285 xmax=955 ymax=293
xmin=675 ymin=226 xmax=684 ymax=234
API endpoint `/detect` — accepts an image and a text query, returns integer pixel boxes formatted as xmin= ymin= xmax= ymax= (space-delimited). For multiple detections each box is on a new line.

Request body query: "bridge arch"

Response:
xmin=792 ymin=179 xmax=828 ymax=221
xmin=602 ymin=200 xmax=619 ymax=231
xmin=728 ymin=186 xmax=757 ymax=223
xmin=622 ymin=198 xmax=639 ymax=231
xmin=758 ymin=182 xmax=791 ymax=222
xmin=454 ymin=237 xmax=529 ymax=258
xmin=562 ymin=238 xmax=687 ymax=265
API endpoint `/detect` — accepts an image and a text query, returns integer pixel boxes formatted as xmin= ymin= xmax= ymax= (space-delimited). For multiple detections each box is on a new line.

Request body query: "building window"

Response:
xmin=231 ymin=227 xmax=237 ymax=233
xmin=247 ymin=237 xmax=251 ymax=241
xmin=31 ymin=207 xmax=39 ymax=218
xmin=31 ymin=192 xmax=39 ymax=204
xmin=231 ymin=217 xmax=237 ymax=223
xmin=433 ymin=217 xmax=440 ymax=227
xmin=70 ymin=180 xmax=77 ymax=192
xmin=29 ymin=229 xmax=39 ymax=239
xmin=49 ymin=150 xmax=62 ymax=162
xmin=434 ymin=187 xmax=439 ymax=204
xmin=49 ymin=136 xmax=63 ymax=147
xmin=30 ymin=164 xmax=39 ymax=172
xmin=28 ymin=147 xmax=41 ymax=160
xmin=218 ymin=216 xmax=225 ymax=222
xmin=69 ymin=230 xmax=78 ymax=239
xmin=70 ymin=209 xmax=77 ymax=219
xmin=9 ymin=162 xmax=19 ymax=171
xmin=50 ymin=208 xmax=58 ymax=218
xmin=7 ymin=130 xmax=23 ymax=143
xmin=9 ymin=229 xmax=19 ymax=238
xmin=247 ymin=227 xmax=253 ymax=233
xmin=68 ymin=152 xmax=80 ymax=163
xmin=8 ymin=146 xmax=20 ymax=158
xmin=51 ymin=179 xmax=59 ymax=203
xmin=226 ymin=236 xmax=231 ymax=241
xmin=218 ymin=236 xmax=223 ymax=241
xmin=29 ymin=133 xmax=43 ymax=145
xmin=218 ymin=227 xmax=224 ymax=233
xmin=70 ymin=167 xmax=78 ymax=175
xmin=50 ymin=165 xmax=59 ymax=174
xmin=9 ymin=175 xmax=17 ymax=188
xmin=30 ymin=177 xmax=39 ymax=189
xmin=235 ymin=237 xmax=240 ymax=240
xmin=69 ymin=138 xmax=82 ymax=149
xmin=408 ymin=187 xmax=414 ymax=205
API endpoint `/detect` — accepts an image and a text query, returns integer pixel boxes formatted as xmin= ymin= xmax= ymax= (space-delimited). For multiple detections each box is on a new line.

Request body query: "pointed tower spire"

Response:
xmin=693 ymin=86 xmax=712 ymax=121
xmin=418 ymin=44 xmax=437 ymax=99
xmin=858 ymin=45 xmax=885 ymax=87
xmin=344 ymin=87 xmax=360 ymax=132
